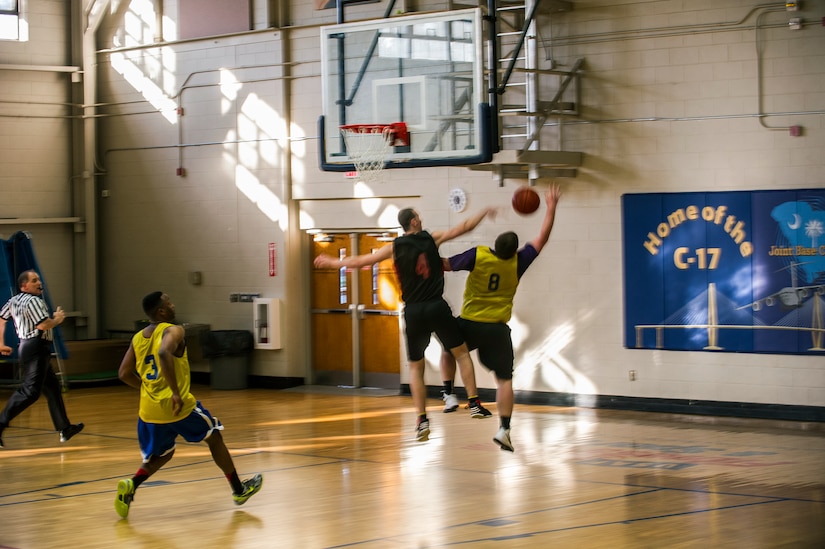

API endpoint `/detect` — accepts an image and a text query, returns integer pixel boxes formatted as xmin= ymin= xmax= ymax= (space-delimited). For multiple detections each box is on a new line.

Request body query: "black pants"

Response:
xmin=0 ymin=338 xmax=70 ymax=432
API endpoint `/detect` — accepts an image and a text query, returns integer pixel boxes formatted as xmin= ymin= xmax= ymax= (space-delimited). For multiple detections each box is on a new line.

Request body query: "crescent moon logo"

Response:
xmin=788 ymin=214 xmax=801 ymax=230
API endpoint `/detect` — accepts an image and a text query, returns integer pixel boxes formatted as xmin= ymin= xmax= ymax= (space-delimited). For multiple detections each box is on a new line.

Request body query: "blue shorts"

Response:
xmin=137 ymin=401 xmax=224 ymax=462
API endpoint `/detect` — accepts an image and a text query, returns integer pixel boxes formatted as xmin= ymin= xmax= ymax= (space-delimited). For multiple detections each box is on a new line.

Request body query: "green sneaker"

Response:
xmin=115 ymin=478 xmax=136 ymax=518
xmin=233 ymin=474 xmax=263 ymax=506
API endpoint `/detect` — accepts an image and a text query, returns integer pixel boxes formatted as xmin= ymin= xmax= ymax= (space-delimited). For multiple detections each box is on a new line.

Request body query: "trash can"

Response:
xmin=200 ymin=330 xmax=254 ymax=390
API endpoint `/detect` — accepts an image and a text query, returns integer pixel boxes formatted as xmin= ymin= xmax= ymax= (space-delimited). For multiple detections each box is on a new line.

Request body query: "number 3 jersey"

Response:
xmin=448 ymin=245 xmax=538 ymax=323
xmin=131 ymin=322 xmax=197 ymax=423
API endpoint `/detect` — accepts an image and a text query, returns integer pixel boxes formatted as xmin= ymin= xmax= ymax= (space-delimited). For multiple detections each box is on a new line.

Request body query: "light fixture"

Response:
xmin=313 ymin=233 xmax=334 ymax=243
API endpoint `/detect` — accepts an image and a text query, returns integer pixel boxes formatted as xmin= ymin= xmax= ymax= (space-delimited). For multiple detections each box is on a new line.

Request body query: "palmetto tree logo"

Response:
xmin=805 ymin=219 xmax=824 ymax=248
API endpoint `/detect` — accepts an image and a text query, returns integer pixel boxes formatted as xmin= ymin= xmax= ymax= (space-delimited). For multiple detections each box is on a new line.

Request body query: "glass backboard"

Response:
xmin=319 ymin=8 xmax=491 ymax=171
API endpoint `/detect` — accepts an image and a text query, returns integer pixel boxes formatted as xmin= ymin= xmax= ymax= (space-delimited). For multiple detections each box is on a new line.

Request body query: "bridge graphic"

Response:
xmin=634 ymin=283 xmax=825 ymax=351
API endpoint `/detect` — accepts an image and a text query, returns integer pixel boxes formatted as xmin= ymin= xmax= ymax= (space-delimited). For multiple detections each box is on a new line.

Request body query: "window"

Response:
xmin=0 ymin=0 xmax=20 ymax=41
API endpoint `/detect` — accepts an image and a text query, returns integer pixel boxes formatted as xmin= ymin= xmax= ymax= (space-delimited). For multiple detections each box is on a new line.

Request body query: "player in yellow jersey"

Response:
xmin=113 ymin=292 xmax=262 ymax=518
xmin=441 ymin=185 xmax=561 ymax=452
xmin=314 ymin=207 xmax=497 ymax=442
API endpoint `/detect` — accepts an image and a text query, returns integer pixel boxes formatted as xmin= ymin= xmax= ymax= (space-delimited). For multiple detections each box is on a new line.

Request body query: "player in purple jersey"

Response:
xmin=441 ymin=185 xmax=561 ymax=451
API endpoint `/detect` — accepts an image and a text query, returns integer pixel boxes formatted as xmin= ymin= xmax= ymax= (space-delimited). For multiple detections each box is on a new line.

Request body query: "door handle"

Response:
xmin=360 ymin=309 xmax=401 ymax=316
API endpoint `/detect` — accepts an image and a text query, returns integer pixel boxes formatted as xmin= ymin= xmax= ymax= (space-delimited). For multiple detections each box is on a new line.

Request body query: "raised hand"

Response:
xmin=545 ymin=184 xmax=562 ymax=207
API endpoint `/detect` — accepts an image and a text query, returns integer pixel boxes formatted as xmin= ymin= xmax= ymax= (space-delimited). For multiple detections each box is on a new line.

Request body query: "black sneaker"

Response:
xmin=0 ymin=435 xmax=4 ymax=448
xmin=469 ymin=402 xmax=492 ymax=418
xmin=60 ymin=423 xmax=84 ymax=443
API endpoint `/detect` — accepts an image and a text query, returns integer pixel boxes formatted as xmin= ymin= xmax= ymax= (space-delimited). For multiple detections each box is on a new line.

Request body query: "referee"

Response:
xmin=0 ymin=269 xmax=83 ymax=448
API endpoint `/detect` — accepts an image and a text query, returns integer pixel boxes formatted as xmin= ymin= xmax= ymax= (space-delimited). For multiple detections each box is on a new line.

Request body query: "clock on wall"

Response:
xmin=448 ymin=188 xmax=467 ymax=213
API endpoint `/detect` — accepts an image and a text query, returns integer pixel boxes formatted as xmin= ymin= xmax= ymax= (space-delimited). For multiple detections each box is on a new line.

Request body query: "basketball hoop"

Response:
xmin=340 ymin=122 xmax=408 ymax=184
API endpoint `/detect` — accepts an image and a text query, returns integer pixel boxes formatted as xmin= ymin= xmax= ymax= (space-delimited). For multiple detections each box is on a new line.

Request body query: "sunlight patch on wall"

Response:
xmin=108 ymin=3 xmax=178 ymax=122
xmin=239 ymin=93 xmax=282 ymax=167
xmin=161 ymin=13 xmax=178 ymax=41
xmin=237 ymin=124 xmax=259 ymax=169
xmin=235 ymin=164 xmax=285 ymax=226
xmin=124 ymin=1 xmax=155 ymax=47
xmin=290 ymin=121 xmax=307 ymax=159
xmin=288 ymin=122 xmax=310 ymax=185
xmin=513 ymin=322 xmax=595 ymax=395
xmin=378 ymin=205 xmax=401 ymax=229
xmin=354 ymin=182 xmax=382 ymax=216
xmin=423 ymin=341 xmax=444 ymax=375
xmin=110 ymin=51 xmax=178 ymax=123
xmin=299 ymin=210 xmax=317 ymax=230
xmin=509 ymin=314 xmax=529 ymax=349
xmin=241 ymin=93 xmax=281 ymax=138
xmin=219 ymin=68 xmax=241 ymax=112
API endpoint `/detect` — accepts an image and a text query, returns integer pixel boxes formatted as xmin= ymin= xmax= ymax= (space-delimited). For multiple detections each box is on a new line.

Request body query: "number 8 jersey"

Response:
xmin=450 ymin=245 xmax=538 ymax=323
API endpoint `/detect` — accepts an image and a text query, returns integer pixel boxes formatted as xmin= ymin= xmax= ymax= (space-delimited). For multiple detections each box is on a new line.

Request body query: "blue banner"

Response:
xmin=622 ymin=189 xmax=825 ymax=354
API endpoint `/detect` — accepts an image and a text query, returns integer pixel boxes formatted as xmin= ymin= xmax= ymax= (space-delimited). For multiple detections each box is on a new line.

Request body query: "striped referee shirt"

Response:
xmin=0 ymin=292 xmax=53 ymax=341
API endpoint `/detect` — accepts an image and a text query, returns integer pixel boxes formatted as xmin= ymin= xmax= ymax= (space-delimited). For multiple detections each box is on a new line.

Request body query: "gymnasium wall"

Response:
xmin=1 ymin=1 xmax=823 ymax=415
xmin=0 ymin=0 xmax=76 ymax=334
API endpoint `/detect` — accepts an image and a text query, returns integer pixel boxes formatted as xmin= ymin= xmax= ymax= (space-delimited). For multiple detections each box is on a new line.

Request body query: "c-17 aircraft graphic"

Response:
xmin=737 ymin=262 xmax=825 ymax=311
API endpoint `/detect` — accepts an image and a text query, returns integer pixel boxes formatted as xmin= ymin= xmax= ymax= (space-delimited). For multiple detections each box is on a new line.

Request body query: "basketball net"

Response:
xmin=340 ymin=125 xmax=395 ymax=184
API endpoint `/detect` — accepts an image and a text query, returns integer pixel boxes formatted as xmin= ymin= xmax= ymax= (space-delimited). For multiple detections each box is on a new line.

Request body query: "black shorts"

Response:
xmin=403 ymin=298 xmax=464 ymax=361
xmin=457 ymin=317 xmax=514 ymax=380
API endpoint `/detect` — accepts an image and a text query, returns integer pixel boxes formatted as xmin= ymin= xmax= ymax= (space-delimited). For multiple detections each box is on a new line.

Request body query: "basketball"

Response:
xmin=512 ymin=186 xmax=540 ymax=215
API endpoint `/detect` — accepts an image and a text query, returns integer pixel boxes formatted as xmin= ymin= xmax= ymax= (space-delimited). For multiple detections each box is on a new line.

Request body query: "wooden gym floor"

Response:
xmin=0 ymin=384 xmax=823 ymax=548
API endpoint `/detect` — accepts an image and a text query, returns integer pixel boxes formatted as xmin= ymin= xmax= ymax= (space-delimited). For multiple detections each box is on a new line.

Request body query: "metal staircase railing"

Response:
xmin=470 ymin=0 xmax=583 ymax=182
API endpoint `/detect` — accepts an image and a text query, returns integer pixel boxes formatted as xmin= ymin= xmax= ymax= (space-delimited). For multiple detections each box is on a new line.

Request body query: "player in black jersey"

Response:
xmin=314 ymin=207 xmax=496 ymax=441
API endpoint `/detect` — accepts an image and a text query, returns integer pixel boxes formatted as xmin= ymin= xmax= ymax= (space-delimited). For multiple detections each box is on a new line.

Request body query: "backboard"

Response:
xmin=319 ymin=8 xmax=492 ymax=172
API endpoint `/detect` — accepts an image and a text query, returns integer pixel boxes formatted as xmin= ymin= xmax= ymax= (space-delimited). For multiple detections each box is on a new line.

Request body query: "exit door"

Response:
xmin=311 ymin=233 xmax=401 ymax=388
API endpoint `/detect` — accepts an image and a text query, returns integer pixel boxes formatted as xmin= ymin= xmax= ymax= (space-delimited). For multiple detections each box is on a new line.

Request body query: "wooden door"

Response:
xmin=356 ymin=234 xmax=401 ymax=387
xmin=311 ymin=234 xmax=353 ymax=383
xmin=311 ymin=233 xmax=401 ymax=388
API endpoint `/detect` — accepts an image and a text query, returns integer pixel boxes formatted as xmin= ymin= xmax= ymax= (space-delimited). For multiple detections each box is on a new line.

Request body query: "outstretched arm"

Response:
xmin=314 ymin=242 xmax=394 ymax=270
xmin=528 ymin=184 xmax=562 ymax=254
xmin=431 ymin=207 xmax=497 ymax=247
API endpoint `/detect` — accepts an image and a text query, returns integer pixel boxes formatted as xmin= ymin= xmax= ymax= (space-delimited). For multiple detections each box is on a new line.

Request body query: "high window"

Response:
xmin=0 ymin=0 xmax=20 ymax=41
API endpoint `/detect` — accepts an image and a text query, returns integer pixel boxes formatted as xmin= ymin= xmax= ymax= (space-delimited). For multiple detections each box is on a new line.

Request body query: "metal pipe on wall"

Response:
xmin=77 ymin=0 xmax=113 ymax=338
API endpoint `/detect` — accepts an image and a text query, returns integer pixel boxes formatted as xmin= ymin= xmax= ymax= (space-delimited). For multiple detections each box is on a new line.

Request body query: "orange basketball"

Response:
xmin=512 ymin=186 xmax=540 ymax=215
